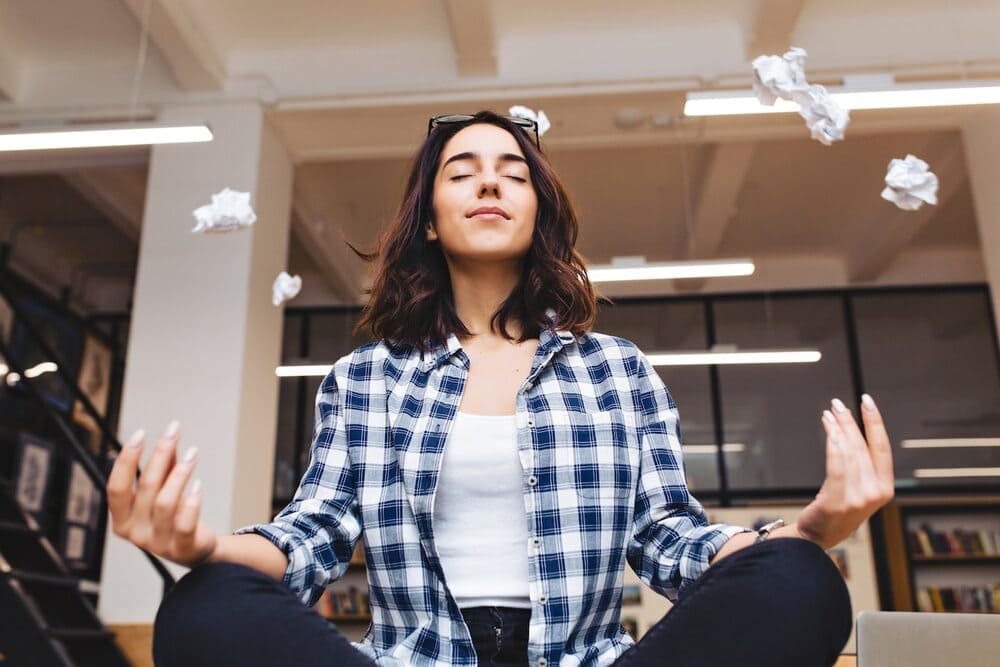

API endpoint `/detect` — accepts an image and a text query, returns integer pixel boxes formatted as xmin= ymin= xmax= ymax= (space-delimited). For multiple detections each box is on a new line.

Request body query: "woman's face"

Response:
xmin=428 ymin=123 xmax=538 ymax=267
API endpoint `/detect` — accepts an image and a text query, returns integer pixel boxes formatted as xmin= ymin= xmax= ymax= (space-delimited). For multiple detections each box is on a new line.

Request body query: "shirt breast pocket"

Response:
xmin=551 ymin=409 xmax=639 ymax=500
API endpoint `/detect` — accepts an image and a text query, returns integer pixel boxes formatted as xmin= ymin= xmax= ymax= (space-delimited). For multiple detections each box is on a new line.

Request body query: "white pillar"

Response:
xmin=98 ymin=102 xmax=293 ymax=623
xmin=963 ymin=108 xmax=1000 ymax=353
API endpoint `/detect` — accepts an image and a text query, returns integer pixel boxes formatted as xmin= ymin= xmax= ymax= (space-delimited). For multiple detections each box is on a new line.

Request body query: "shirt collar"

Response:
xmin=418 ymin=309 xmax=577 ymax=373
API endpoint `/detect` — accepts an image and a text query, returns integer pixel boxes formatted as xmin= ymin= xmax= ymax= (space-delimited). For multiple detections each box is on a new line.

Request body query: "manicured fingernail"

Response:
xmin=823 ymin=409 xmax=835 ymax=423
xmin=125 ymin=429 xmax=145 ymax=449
xmin=831 ymin=398 xmax=848 ymax=414
xmin=165 ymin=420 xmax=181 ymax=440
xmin=187 ymin=479 xmax=202 ymax=497
xmin=182 ymin=446 xmax=198 ymax=464
xmin=862 ymin=394 xmax=876 ymax=411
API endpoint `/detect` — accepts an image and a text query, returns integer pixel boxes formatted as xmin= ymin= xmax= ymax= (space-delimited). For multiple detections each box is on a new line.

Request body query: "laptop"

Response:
xmin=856 ymin=611 xmax=1000 ymax=666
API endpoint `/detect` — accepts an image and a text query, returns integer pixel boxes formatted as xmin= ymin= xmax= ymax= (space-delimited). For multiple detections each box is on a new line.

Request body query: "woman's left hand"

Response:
xmin=794 ymin=395 xmax=895 ymax=550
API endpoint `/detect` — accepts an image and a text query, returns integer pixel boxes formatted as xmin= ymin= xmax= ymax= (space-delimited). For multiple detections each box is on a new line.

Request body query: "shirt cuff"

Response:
xmin=680 ymin=523 xmax=754 ymax=588
xmin=233 ymin=523 xmax=311 ymax=599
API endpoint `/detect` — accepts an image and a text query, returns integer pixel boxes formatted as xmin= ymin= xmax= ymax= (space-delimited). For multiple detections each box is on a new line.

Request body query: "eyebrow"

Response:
xmin=441 ymin=152 xmax=528 ymax=169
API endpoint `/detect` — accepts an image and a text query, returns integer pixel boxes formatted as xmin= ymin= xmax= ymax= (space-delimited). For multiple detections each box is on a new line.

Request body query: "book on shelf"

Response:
xmin=908 ymin=524 xmax=1000 ymax=557
xmin=916 ymin=585 xmax=999 ymax=613
xmin=915 ymin=588 xmax=934 ymax=612
xmin=314 ymin=585 xmax=371 ymax=620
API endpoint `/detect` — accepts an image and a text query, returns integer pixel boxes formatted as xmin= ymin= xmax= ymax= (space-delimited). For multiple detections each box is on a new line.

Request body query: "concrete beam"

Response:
xmin=61 ymin=167 xmax=146 ymax=245
xmin=291 ymin=189 xmax=366 ymax=303
xmin=0 ymin=45 xmax=21 ymax=101
xmin=443 ymin=0 xmax=497 ymax=77
xmin=687 ymin=141 xmax=757 ymax=258
xmin=746 ymin=0 xmax=806 ymax=58
xmin=119 ymin=0 xmax=225 ymax=90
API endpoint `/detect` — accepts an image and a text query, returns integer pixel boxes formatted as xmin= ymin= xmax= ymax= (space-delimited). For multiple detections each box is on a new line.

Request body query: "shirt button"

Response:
xmin=538 ymin=594 xmax=548 ymax=604
xmin=537 ymin=659 xmax=548 ymax=667
xmin=527 ymin=475 xmax=538 ymax=487
xmin=531 ymin=537 xmax=541 ymax=548
xmin=526 ymin=416 xmax=534 ymax=427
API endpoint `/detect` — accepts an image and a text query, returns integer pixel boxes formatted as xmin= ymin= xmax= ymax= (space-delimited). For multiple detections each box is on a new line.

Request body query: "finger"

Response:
xmin=106 ymin=429 xmax=146 ymax=533
xmin=173 ymin=479 xmax=202 ymax=555
xmin=822 ymin=411 xmax=848 ymax=498
xmin=831 ymin=398 xmax=876 ymax=477
xmin=820 ymin=410 xmax=848 ymax=487
xmin=860 ymin=394 xmax=895 ymax=491
xmin=130 ymin=420 xmax=181 ymax=527
xmin=151 ymin=446 xmax=199 ymax=545
xmin=830 ymin=399 xmax=866 ymax=451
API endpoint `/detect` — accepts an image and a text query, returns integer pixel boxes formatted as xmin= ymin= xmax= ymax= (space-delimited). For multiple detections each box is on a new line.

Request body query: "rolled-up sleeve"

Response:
xmin=234 ymin=360 xmax=362 ymax=607
xmin=625 ymin=348 xmax=751 ymax=601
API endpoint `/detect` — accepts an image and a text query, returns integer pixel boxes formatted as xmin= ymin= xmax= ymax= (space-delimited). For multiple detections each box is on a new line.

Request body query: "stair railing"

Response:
xmin=0 ymin=269 xmax=175 ymax=596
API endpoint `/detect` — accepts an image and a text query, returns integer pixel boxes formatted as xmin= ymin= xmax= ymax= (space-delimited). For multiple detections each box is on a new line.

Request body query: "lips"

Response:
xmin=467 ymin=206 xmax=511 ymax=220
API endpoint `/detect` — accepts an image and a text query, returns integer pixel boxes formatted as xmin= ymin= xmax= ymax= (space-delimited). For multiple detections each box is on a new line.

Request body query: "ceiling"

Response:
xmin=0 ymin=0 xmax=996 ymax=311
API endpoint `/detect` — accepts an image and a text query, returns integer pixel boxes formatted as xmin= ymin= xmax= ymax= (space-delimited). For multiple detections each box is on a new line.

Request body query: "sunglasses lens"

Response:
xmin=431 ymin=114 xmax=473 ymax=127
xmin=427 ymin=114 xmax=540 ymax=147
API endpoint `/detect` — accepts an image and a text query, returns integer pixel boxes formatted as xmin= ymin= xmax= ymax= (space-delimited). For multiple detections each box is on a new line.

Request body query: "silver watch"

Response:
xmin=754 ymin=519 xmax=785 ymax=544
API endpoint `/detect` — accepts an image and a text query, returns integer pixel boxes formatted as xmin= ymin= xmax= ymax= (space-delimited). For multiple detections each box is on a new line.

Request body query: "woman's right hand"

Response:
xmin=106 ymin=421 xmax=218 ymax=568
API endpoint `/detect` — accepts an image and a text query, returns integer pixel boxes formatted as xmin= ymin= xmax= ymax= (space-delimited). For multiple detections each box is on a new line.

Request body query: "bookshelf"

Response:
xmin=880 ymin=496 xmax=1000 ymax=614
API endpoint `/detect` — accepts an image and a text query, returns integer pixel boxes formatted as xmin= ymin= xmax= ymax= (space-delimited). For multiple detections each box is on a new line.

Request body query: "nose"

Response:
xmin=478 ymin=171 xmax=500 ymax=198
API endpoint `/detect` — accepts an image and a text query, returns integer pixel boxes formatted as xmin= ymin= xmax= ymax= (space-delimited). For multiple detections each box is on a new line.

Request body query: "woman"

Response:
xmin=108 ymin=111 xmax=895 ymax=666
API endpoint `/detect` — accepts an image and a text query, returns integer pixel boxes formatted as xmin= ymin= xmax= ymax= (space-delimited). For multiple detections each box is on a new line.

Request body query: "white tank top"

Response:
xmin=432 ymin=411 xmax=531 ymax=609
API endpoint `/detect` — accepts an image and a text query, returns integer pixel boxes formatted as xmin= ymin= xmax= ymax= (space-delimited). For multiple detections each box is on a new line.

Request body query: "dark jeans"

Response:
xmin=153 ymin=537 xmax=852 ymax=666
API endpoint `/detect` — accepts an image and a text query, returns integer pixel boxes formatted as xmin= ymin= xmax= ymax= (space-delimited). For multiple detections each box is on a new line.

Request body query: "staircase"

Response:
xmin=0 ymin=480 xmax=131 ymax=666
xmin=0 ymin=265 xmax=175 ymax=666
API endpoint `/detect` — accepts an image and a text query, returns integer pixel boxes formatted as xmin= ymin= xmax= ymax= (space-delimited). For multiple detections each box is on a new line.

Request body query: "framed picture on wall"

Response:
xmin=72 ymin=334 xmax=114 ymax=455
xmin=0 ymin=296 xmax=12 ymax=343
xmin=60 ymin=460 xmax=102 ymax=570
xmin=14 ymin=434 xmax=57 ymax=529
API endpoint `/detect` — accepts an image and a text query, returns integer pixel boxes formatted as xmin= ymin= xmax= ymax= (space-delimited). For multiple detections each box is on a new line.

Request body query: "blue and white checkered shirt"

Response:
xmin=237 ymin=326 xmax=750 ymax=666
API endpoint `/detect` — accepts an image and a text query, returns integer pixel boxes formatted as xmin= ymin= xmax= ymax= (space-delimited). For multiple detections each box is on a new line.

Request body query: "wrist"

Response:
xmin=771 ymin=524 xmax=808 ymax=541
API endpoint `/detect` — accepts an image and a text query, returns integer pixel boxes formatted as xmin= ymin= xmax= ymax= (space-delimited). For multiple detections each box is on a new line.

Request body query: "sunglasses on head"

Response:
xmin=427 ymin=114 xmax=541 ymax=149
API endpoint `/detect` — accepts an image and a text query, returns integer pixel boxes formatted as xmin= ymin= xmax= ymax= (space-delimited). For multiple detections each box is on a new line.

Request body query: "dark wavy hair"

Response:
xmin=350 ymin=110 xmax=600 ymax=352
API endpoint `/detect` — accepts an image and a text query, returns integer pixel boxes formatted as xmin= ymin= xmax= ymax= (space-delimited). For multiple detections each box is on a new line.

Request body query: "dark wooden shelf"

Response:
xmin=879 ymin=498 xmax=1000 ymax=612
xmin=910 ymin=554 xmax=1000 ymax=564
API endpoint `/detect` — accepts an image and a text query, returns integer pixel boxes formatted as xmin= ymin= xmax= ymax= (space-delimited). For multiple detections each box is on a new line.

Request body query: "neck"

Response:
xmin=448 ymin=259 xmax=524 ymax=340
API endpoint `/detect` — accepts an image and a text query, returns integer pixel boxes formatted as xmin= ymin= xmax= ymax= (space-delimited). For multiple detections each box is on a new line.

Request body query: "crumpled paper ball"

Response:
xmin=508 ymin=105 xmax=551 ymax=137
xmin=752 ymin=46 xmax=809 ymax=106
xmin=750 ymin=47 xmax=850 ymax=145
xmin=796 ymin=84 xmax=850 ymax=146
xmin=192 ymin=187 xmax=257 ymax=234
xmin=272 ymin=271 xmax=302 ymax=306
xmin=881 ymin=154 xmax=939 ymax=210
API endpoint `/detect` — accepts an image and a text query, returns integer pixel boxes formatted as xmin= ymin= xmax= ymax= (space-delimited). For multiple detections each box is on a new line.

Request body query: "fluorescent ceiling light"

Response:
xmin=913 ymin=467 xmax=1000 ymax=478
xmin=647 ymin=349 xmax=821 ymax=366
xmin=587 ymin=259 xmax=755 ymax=283
xmin=276 ymin=364 xmax=333 ymax=378
xmin=0 ymin=122 xmax=213 ymax=152
xmin=23 ymin=362 xmax=58 ymax=378
xmin=1 ymin=361 xmax=59 ymax=383
xmin=684 ymin=82 xmax=1000 ymax=117
xmin=682 ymin=443 xmax=746 ymax=455
xmin=901 ymin=438 xmax=1000 ymax=449
xmin=278 ymin=347 xmax=820 ymax=376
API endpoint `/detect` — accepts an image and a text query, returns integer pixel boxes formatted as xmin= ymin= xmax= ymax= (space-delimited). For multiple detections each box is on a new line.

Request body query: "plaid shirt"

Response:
xmin=237 ymin=325 xmax=750 ymax=666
